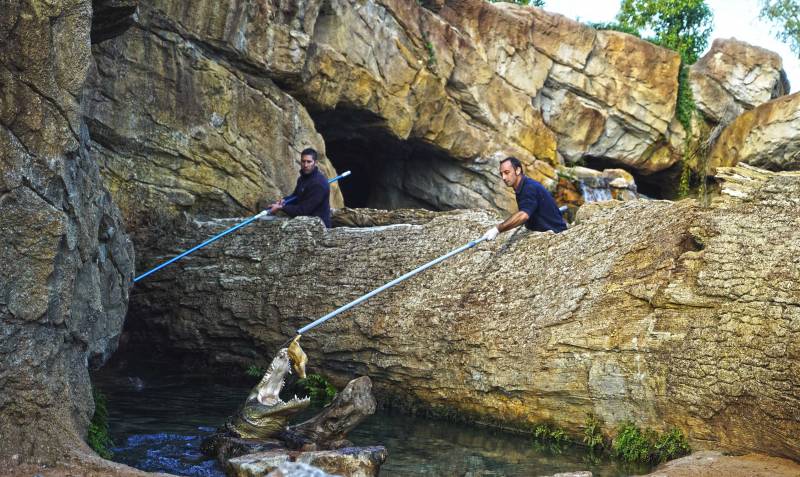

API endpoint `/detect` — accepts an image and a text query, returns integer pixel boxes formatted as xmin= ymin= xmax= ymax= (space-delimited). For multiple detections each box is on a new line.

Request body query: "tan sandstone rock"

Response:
xmin=86 ymin=0 xmax=687 ymax=227
xmin=708 ymin=92 xmax=800 ymax=172
xmin=642 ymin=451 xmax=800 ymax=477
xmin=131 ymin=165 xmax=799 ymax=460
xmin=690 ymin=38 xmax=789 ymax=123
xmin=85 ymin=2 xmax=344 ymax=228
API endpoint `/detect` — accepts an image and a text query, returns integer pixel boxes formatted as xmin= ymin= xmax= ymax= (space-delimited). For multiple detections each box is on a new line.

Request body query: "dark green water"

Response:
xmin=93 ymin=369 xmax=651 ymax=476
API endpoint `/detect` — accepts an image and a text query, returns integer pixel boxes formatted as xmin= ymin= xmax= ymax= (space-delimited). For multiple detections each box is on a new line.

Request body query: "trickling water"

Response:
xmin=581 ymin=183 xmax=615 ymax=203
xmin=93 ymin=368 xmax=652 ymax=477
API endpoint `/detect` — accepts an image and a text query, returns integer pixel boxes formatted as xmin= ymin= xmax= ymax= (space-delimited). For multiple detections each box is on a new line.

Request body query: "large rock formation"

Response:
xmin=690 ymin=38 xmax=789 ymax=123
xmin=85 ymin=1 xmax=344 ymax=233
xmin=86 ymin=0 xmax=686 ymax=226
xmin=131 ymin=165 xmax=800 ymax=460
xmin=0 ymin=0 xmax=134 ymax=464
xmin=708 ymin=92 xmax=800 ymax=172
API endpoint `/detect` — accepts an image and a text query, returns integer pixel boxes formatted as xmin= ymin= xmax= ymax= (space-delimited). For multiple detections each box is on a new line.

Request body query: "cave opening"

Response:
xmin=312 ymin=108 xmax=462 ymax=211
xmin=583 ymin=155 xmax=681 ymax=200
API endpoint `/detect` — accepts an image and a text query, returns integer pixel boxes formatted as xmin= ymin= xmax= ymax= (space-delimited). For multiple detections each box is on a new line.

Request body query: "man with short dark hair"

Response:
xmin=269 ymin=148 xmax=331 ymax=228
xmin=481 ymin=156 xmax=566 ymax=241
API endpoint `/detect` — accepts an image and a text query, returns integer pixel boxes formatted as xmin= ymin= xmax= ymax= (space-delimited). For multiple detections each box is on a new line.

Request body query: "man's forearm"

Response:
xmin=498 ymin=211 xmax=530 ymax=233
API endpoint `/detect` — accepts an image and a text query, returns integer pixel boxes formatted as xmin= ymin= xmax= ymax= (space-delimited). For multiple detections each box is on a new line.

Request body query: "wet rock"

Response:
xmin=563 ymin=166 xmax=638 ymax=203
xmin=201 ymin=434 xmax=285 ymax=464
xmin=228 ymin=447 xmax=386 ymax=477
xmin=280 ymin=377 xmax=377 ymax=450
xmin=266 ymin=462 xmax=337 ymax=477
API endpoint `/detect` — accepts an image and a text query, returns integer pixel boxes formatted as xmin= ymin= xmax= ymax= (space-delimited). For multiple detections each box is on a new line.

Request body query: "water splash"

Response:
xmin=112 ymin=431 xmax=224 ymax=477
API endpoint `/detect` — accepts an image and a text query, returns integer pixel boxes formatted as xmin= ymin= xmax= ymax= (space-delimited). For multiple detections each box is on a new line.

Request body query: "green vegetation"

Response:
xmin=675 ymin=66 xmax=695 ymax=135
xmin=615 ymin=0 xmax=713 ymax=197
xmin=760 ymin=0 xmax=800 ymax=56
xmin=246 ymin=364 xmax=265 ymax=379
xmin=612 ymin=422 xmax=656 ymax=462
xmin=425 ymin=40 xmax=437 ymax=69
xmin=617 ymin=0 xmax=713 ymax=64
xmin=587 ymin=21 xmax=642 ymax=36
xmin=654 ymin=428 xmax=692 ymax=462
xmin=582 ymin=413 xmax=605 ymax=451
xmin=611 ymin=422 xmax=691 ymax=463
xmin=616 ymin=0 xmax=712 ymax=132
xmin=488 ymin=0 xmax=545 ymax=6
xmin=525 ymin=416 xmax=689 ymax=465
xmin=532 ymin=423 xmax=571 ymax=447
xmin=87 ymin=386 xmax=114 ymax=459
xmin=297 ymin=373 xmax=338 ymax=408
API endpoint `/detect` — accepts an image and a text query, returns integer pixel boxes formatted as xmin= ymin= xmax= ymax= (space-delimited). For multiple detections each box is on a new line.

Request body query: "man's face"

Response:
xmin=499 ymin=161 xmax=520 ymax=187
xmin=300 ymin=154 xmax=316 ymax=175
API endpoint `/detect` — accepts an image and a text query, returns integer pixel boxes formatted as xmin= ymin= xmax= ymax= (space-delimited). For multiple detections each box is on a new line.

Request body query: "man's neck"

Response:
xmin=301 ymin=166 xmax=317 ymax=177
xmin=513 ymin=174 xmax=525 ymax=192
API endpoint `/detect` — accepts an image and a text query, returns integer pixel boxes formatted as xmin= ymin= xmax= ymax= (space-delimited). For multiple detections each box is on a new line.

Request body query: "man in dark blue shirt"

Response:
xmin=269 ymin=148 xmax=331 ymax=228
xmin=481 ymin=156 xmax=566 ymax=241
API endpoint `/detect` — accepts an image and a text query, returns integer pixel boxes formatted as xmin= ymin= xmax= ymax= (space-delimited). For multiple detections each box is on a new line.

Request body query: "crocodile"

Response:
xmin=227 ymin=336 xmax=310 ymax=439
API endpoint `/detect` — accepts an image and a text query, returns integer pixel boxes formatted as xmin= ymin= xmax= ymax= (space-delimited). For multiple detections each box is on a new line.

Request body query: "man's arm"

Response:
xmin=282 ymin=182 xmax=326 ymax=217
xmin=497 ymin=211 xmax=530 ymax=232
xmin=481 ymin=211 xmax=529 ymax=241
xmin=268 ymin=178 xmax=300 ymax=213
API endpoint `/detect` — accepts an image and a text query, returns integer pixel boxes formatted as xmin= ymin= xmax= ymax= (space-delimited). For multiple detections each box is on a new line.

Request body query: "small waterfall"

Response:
xmin=581 ymin=183 xmax=614 ymax=203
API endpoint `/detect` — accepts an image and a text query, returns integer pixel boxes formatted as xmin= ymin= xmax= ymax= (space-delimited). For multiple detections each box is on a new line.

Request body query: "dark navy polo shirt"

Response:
xmin=282 ymin=167 xmax=331 ymax=228
xmin=515 ymin=176 xmax=567 ymax=233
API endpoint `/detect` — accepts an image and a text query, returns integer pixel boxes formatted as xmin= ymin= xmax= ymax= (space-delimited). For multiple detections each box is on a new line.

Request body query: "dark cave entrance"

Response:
xmin=312 ymin=108 xmax=463 ymax=211
xmin=583 ymin=155 xmax=681 ymax=200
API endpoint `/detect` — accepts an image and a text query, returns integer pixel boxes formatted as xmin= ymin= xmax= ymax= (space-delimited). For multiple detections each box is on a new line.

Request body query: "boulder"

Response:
xmin=266 ymin=462 xmax=337 ymax=477
xmin=228 ymin=447 xmax=386 ymax=477
xmin=130 ymin=165 xmax=800 ymax=460
xmin=0 ymin=0 xmax=134 ymax=464
xmin=642 ymin=451 xmax=800 ymax=477
xmin=690 ymin=38 xmax=789 ymax=123
xmin=708 ymin=92 xmax=800 ymax=171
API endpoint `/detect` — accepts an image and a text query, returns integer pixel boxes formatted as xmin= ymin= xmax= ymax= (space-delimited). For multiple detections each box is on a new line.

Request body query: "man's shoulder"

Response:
xmin=519 ymin=176 xmax=542 ymax=192
xmin=315 ymin=169 xmax=329 ymax=181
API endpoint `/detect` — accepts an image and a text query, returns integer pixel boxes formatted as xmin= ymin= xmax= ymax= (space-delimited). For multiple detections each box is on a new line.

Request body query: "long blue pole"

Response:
xmin=297 ymin=236 xmax=486 ymax=335
xmin=134 ymin=170 xmax=351 ymax=282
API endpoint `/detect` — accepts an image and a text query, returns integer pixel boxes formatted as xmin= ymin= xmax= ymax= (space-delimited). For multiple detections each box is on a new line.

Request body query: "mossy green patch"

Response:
xmin=612 ymin=421 xmax=691 ymax=464
xmin=88 ymin=386 xmax=114 ymax=459
xmin=297 ymin=373 xmax=338 ymax=408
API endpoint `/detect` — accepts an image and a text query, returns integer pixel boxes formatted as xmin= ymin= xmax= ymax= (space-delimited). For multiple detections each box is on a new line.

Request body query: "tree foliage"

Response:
xmin=488 ymin=0 xmax=545 ymax=6
xmin=617 ymin=0 xmax=713 ymax=63
xmin=760 ymin=0 xmax=800 ymax=56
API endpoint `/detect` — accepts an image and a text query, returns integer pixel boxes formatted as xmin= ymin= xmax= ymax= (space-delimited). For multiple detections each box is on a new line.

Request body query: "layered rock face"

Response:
xmin=85 ymin=0 xmax=343 ymax=235
xmin=0 ymin=0 xmax=134 ymax=463
xmin=86 ymin=0 xmax=686 ymax=223
xmin=132 ymin=165 xmax=799 ymax=460
xmin=708 ymin=92 xmax=800 ymax=172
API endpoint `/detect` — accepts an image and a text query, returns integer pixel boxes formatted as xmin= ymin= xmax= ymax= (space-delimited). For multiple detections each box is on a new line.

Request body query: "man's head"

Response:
xmin=300 ymin=148 xmax=318 ymax=175
xmin=500 ymin=156 xmax=524 ymax=188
